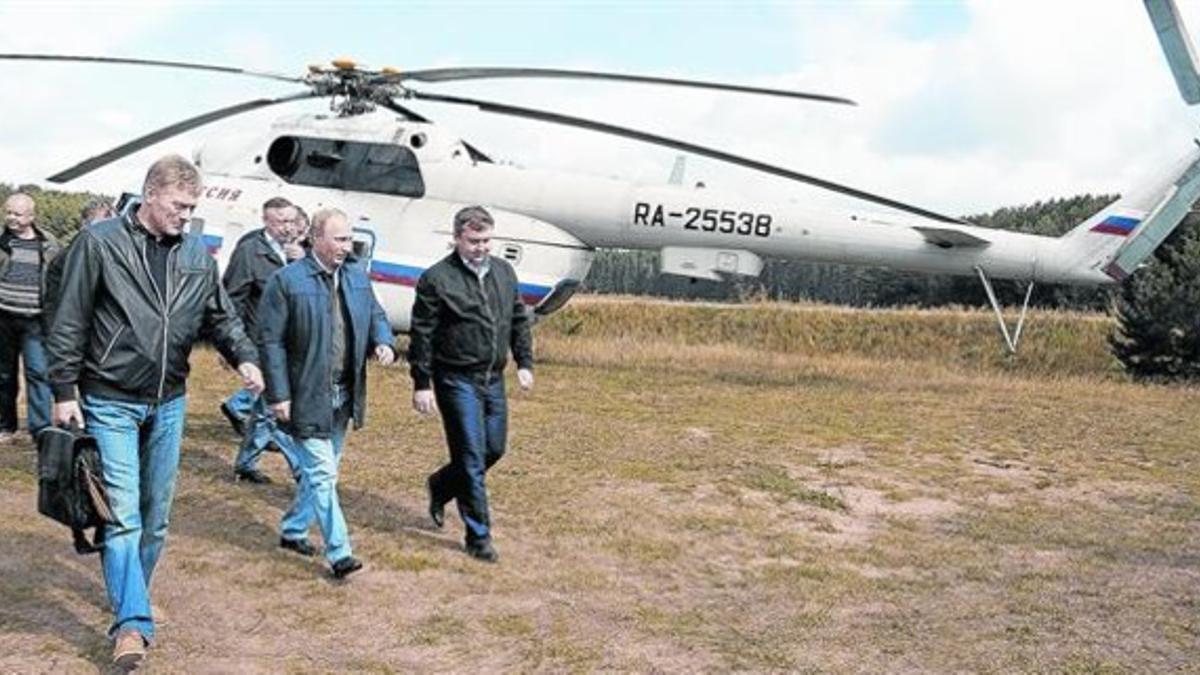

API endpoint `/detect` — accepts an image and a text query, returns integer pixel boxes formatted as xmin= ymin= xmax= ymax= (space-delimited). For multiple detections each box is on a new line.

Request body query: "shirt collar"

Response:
xmin=264 ymin=230 xmax=286 ymax=261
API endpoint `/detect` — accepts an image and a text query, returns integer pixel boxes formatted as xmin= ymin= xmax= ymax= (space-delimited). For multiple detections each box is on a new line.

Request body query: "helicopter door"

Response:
xmin=350 ymin=224 xmax=376 ymax=274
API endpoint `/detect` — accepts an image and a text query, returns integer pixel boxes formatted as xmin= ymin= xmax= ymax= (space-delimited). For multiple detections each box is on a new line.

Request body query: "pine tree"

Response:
xmin=1111 ymin=214 xmax=1200 ymax=380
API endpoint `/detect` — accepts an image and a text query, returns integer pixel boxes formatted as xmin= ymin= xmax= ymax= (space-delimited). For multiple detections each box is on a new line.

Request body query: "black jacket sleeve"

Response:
xmin=202 ymin=262 xmax=259 ymax=370
xmin=408 ymin=272 xmax=440 ymax=390
xmin=222 ymin=240 xmax=257 ymax=323
xmin=510 ymin=276 xmax=533 ymax=371
xmin=41 ymin=245 xmax=69 ymax=335
xmin=45 ymin=231 xmax=102 ymax=402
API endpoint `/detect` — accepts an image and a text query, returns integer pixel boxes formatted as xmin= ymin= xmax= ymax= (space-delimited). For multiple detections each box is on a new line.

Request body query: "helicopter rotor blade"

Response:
xmin=376 ymin=97 xmax=431 ymax=123
xmin=399 ymin=66 xmax=856 ymax=106
xmin=48 ymin=91 xmax=319 ymax=183
xmin=409 ymin=91 xmax=964 ymax=224
xmin=0 ymin=53 xmax=304 ymax=84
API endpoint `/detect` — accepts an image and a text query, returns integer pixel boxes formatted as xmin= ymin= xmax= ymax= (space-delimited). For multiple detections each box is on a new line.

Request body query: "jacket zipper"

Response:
xmin=478 ymin=267 xmax=498 ymax=384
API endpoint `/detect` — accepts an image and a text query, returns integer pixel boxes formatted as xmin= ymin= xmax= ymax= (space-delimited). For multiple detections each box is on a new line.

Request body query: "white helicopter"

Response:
xmin=4 ymin=0 xmax=1199 ymax=353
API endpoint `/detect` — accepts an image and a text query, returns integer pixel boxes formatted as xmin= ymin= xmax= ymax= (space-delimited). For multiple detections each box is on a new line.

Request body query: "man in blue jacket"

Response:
xmin=258 ymin=207 xmax=395 ymax=578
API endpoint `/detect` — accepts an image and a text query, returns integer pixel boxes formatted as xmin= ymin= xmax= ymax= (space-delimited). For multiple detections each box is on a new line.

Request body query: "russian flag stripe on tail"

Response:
xmin=1090 ymin=215 xmax=1141 ymax=236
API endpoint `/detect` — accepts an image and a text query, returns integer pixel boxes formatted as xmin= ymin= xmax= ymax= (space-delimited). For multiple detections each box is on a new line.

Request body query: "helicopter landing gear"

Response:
xmin=975 ymin=266 xmax=1034 ymax=354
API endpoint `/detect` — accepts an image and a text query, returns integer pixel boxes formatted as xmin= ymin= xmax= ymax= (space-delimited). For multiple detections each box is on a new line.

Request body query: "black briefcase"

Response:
xmin=36 ymin=425 xmax=114 ymax=554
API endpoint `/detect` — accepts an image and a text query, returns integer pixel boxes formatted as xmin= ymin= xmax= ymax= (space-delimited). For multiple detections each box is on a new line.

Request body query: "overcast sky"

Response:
xmin=1 ymin=0 xmax=1198 ymax=218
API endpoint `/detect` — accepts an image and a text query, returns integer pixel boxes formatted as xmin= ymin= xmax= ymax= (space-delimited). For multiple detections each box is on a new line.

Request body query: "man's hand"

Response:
xmin=413 ymin=389 xmax=437 ymax=416
xmin=517 ymin=368 xmax=534 ymax=392
xmin=375 ymin=345 xmax=395 ymax=366
xmin=272 ymin=400 xmax=292 ymax=423
xmin=238 ymin=363 xmax=264 ymax=395
xmin=53 ymin=400 xmax=84 ymax=428
xmin=283 ymin=242 xmax=306 ymax=261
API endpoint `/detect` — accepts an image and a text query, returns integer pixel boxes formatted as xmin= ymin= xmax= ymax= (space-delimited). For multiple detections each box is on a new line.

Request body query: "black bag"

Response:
xmin=36 ymin=425 xmax=114 ymax=554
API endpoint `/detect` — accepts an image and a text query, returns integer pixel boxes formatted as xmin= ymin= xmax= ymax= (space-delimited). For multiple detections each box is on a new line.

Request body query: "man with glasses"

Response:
xmin=221 ymin=196 xmax=305 ymax=484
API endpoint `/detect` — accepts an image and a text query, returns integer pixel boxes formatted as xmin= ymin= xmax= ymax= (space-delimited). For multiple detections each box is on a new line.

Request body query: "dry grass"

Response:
xmin=0 ymin=295 xmax=1197 ymax=672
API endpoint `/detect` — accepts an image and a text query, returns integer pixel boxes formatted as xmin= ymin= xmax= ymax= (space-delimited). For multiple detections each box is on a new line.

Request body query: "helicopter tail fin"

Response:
xmin=1055 ymin=145 xmax=1200 ymax=281
xmin=1053 ymin=1 xmax=1200 ymax=281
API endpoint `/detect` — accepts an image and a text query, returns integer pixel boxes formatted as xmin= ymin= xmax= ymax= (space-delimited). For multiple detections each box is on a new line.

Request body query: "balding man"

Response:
xmin=0 ymin=192 xmax=61 ymax=443
xmin=47 ymin=155 xmax=262 ymax=668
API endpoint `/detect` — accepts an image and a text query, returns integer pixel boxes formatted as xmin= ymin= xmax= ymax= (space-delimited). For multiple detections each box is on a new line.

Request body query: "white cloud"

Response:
xmin=1 ymin=0 xmax=1197 ymax=223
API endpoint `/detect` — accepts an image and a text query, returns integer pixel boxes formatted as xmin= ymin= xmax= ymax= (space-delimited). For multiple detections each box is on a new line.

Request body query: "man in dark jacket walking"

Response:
xmin=47 ymin=155 xmax=262 ymax=668
xmin=0 ymin=192 xmax=61 ymax=443
xmin=409 ymin=205 xmax=533 ymax=563
xmin=221 ymin=196 xmax=304 ymax=484
xmin=258 ymin=207 xmax=394 ymax=577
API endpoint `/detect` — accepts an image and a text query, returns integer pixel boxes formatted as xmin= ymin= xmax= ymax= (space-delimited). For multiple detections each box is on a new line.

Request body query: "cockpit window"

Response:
xmin=266 ymin=135 xmax=425 ymax=197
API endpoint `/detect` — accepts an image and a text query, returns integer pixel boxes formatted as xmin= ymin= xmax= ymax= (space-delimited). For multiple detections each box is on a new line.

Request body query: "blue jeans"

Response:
xmin=285 ymin=387 xmax=351 ymax=563
xmin=430 ymin=371 xmax=507 ymax=545
xmin=224 ymin=387 xmax=256 ymax=420
xmin=234 ymin=396 xmax=301 ymax=475
xmin=0 ymin=312 xmax=51 ymax=437
xmin=83 ymin=393 xmax=187 ymax=641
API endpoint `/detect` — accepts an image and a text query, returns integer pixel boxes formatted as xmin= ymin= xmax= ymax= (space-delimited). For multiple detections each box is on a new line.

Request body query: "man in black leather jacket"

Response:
xmin=46 ymin=154 xmax=263 ymax=669
xmin=409 ymin=205 xmax=533 ymax=563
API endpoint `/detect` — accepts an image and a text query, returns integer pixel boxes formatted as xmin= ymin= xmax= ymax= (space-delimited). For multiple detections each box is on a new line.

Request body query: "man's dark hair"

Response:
xmin=453 ymin=206 xmax=494 ymax=237
xmin=262 ymin=196 xmax=293 ymax=214
xmin=80 ymin=198 xmax=115 ymax=225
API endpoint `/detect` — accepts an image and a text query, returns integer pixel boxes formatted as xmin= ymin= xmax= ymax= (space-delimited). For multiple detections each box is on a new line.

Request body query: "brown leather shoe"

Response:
xmin=112 ymin=628 xmax=146 ymax=669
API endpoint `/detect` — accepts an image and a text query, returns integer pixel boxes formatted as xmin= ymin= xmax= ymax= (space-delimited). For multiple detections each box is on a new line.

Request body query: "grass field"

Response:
xmin=1 ymin=295 xmax=1197 ymax=672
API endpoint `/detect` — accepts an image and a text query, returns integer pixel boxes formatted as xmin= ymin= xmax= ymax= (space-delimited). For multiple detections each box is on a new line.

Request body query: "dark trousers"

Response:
xmin=0 ymin=310 xmax=51 ymax=436
xmin=429 ymin=370 xmax=508 ymax=544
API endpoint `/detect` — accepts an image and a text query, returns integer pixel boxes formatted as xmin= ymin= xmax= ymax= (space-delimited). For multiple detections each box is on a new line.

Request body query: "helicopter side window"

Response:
xmin=266 ymin=135 xmax=425 ymax=198
xmin=500 ymin=243 xmax=522 ymax=265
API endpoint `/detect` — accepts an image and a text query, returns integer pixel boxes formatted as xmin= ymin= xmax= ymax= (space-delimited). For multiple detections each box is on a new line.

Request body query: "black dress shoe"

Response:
xmin=466 ymin=540 xmax=499 ymax=563
xmin=426 ymin=475 xmax=444 ymax=528
xmin=331 ymin=556 xmax=363 ymax=579
xmin=279 ymin=537 xmax=317 ymax=557
xmin=220 ymin=402 xmax=247 ymax=436
xmin=235 ymin=468 xmax=272 ymax=484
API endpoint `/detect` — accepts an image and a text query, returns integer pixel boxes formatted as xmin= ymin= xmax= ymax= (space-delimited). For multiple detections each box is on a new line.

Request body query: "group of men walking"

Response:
xmin=8 ymin=153 xmax=534 ymax=668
